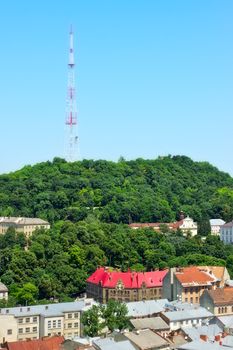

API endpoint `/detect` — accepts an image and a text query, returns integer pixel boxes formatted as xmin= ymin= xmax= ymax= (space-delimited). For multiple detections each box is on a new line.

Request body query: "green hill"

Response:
xmin=1 ymin=155 xmax=233 ymax=305
xmin=0 ymin=155 xmax=233 ymax=223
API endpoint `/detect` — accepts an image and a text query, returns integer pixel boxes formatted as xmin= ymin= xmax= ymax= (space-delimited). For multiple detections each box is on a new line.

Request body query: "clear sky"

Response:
xmin=0 ymin=0 xmax=233 ymax=174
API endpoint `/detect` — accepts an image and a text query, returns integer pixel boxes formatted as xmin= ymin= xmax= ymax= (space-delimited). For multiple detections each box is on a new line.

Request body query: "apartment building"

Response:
xmin=86 ymin=267 xmax=168 ymax=303
xmin=210 ymin=219 xmax=225 ymax=235
xmin=163 ymin=266 xmax=229 ymax=303
xmin=200 ymin=288 xmax=233 ymax=316
xmin=0 ymin=217 xmax=50 ymax=237
xmin=0 ymin=299 xmax=96 ymax=343
xmin=0 ymin=282 xmax=8 ymax=301
xmin=220 ymin=221 xmax=233 ymax=244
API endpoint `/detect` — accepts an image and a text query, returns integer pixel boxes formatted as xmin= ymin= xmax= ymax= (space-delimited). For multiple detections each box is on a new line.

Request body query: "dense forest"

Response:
xmin=0 ymin=155 xmax=233 ymax=306
xmin=1 ymin=155 xmax=233 ymax=224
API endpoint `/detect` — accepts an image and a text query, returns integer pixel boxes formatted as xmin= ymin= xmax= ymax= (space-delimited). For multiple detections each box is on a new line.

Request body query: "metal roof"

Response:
xmin=0 ymin=300 xmax=95 ymax=317
xmin=163 ymin=307 xmax=213 ymax=322
xmin=93 ymin=338 xmax=137 ymax=350
xmin=124 ymin=329 xmax=169 ymax=349
xmin=130 ymin=316 xmax=169 ymax=330
xmin=126 ymin=299 xmax=168 ymax=317
xmin=178 ymin=340 xmax=226 ymax=350
xmin=210 ymin=219 xmax=225 ymax=226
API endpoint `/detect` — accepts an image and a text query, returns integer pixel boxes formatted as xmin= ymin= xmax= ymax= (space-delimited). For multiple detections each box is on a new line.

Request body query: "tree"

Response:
xmin=101 ymin=300 xmax=129 ymax=332
xmin=81 ymin=305 xmax=104 ymax=337
xmin=14 ymin=282 xmax=39 ymax=305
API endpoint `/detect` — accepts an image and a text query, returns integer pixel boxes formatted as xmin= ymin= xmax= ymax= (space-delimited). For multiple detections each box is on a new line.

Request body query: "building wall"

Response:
xmin=0 ymin=314 xmax=18 ymax=343
xmin=63 ymin=311 xmax=80 ymax=338
xmin=169 ymin=318 xmax=202 ymax=331
xmin=220 ymin=226 xmax=233 ymax=244
xmin=0 ymin=223 xmax=50 ymax=237
xmin=87 ymin=282 xmax=162 ymax=303
xmin=16 ymin=315 xmax=39 ymax=340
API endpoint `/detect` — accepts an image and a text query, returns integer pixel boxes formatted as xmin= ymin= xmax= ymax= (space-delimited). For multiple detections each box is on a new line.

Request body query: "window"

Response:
xmin=25 ymin=328 xmax=30 ymax=333
xmin=48 ymin=321 xmax=51 ymax=329
xmin=48 ymin=333 xmax=51 ymax=336
xmin=74 ymin=322 xmax=79 ymax=328
xmin=74 ymin=313 xmax=79 ymax=318
xmin=7 ymin=329 xmax=12 ymax=335
xmin=32 ymin=327 xmax=37 ymax=333
xmin=26 ymin=317 xmax=30 ymax=323
xmin=53 ymin=320 xmax=56 ymax=328
xmin=68 ymin=323 xmax=72 ymax=329
xmin=58 ymin=320 xmax=61 ymax=328
xmin=19 ymin=328 xmax=23 ymax=334
xmin=196 ymin=297 xmax=199 ymax=303
xmin=67 ymin=313 xmax=72 ymax=319
xmin=18 ymin=318 xmax=23 ymax=324
xmin=33 ymin=317 xmax=37 ymax=323
xmin=185 ymin=298 xmax=188 ymax=302
xmin=190 ymin=297 xmax=193 ymax=303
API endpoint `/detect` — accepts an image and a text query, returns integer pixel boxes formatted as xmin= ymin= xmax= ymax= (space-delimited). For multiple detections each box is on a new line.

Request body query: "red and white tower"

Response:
xmin=65 ymin=26 xmax=78 ymax=162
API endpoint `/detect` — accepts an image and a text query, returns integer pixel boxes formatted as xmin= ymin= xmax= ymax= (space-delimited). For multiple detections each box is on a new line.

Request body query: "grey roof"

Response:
xmin=177 ymin=340 xmax=226 ymax=350
xmin=130 ymin=317 xmax=169 ymax=331
xmin=93 ymin=338 xmax=137 ymax=350
xmin=221 ymin=221 xmax=233 ymax=228
xmin=163 ymin=307 xmax=213 ymax=322
xmin=0 ymin=217 xmax=49 ymax=225
xmin=126 ymin=299 xmax=168 ymax=318
xmin=182 ymin=324 xmax=222 ymax=341
xmin=217 ymin=315 xmax=233 ymax=328
xmin=0 ymin=299 xmax=95 ymax=317
xmin=221 ymin=335 xmax=233 ymax=347
xmin=0 ymin=282 xmax=8 ymax=292
xmin=210 ymin=219 xmax=225 ymax=226
xmin=165 ymin=300 xmax=199 ymax=311
xmin=124 ymin=329 xmax=169 ymax=349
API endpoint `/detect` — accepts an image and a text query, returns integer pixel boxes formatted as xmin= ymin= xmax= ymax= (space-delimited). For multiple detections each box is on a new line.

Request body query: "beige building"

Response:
xmin=200 ymin=287 xmax=233 ymax=316
xmin=0 ymin=282 xmax=8 ymax=301
xmin=0 ymin=217 xmax=50 ymax=237
xmin=163 ymin=266 xmax=230 ymax=303
xmin=0 ymin=299 xmax=95 ymax=343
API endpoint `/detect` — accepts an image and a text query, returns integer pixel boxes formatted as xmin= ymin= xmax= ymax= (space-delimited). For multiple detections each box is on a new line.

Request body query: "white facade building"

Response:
xmin=0 ymin=299 xmax=96 ymax=343
xmin=210 ymin=219 xmax=225 ymax=235
xmin=179 ymin=216 xmax=198 ymax=237
xmin=220 ymin=221 xmax=233 ymax=244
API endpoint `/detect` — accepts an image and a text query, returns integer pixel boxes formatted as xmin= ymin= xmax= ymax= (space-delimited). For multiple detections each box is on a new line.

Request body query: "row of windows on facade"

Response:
xmin=17 ymin=313 xmax=79 ymax=325
xmin=47 ymin=320 xmax=79 ymax=329
xmin=184 ymin=286 xmax=211 ymax=294
xmin=218 ymin=306 xmax=233 ymax=314
xmin=109 ymin=288 xmax=161 ymax=295
xmin=172 ymin=319 xmax=201 ymax=326
xmin=185 ymin=297 xmax=199 ymax=303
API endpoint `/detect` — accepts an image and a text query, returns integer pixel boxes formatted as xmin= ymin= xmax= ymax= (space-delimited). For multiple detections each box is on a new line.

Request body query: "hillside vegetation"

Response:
xmin=0 ymin=155 xmax=233 ymax=306
xmin=1 ymin=155 xmax=233 ymax=224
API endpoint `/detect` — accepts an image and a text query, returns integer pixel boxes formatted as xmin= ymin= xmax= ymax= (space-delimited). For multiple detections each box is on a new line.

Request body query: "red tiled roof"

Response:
xmin=6 ymin=336 xmax=65 ymax=350
xmin=206 ymin=287 xmax=233 ymax=306
xmin=175 ymin=267 xmax=215 ymax=286
xmin=87 ymin=267 xmax=168 ymax=288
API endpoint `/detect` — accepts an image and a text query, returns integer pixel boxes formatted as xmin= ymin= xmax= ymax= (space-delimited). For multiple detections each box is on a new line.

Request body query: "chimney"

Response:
xmin=215 ymin=335 xmax=220 ymax=341
xmin=200 ymin=335 xmax=208 ymax=342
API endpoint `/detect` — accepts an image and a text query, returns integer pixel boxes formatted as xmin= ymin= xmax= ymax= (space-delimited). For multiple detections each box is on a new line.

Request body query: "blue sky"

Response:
xmin=0 ymin=1 xmax=233 ymax=174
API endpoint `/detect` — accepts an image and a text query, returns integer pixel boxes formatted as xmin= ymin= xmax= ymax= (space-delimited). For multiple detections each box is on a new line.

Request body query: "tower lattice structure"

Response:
xmin=65 ymin=27 xmax=78 ymax=162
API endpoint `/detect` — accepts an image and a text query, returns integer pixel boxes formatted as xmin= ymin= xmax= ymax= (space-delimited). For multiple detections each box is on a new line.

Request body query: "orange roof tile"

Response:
xmin=175 ymin=267 xmax=215 ymax=286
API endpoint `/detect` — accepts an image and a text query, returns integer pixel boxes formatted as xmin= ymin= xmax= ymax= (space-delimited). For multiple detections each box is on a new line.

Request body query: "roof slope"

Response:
xmin=206 ymin=288 xmax=233 ymax=306
xmin=6 ymin=336 xmax=64 ymax=350
xmin=175 ymin=267 xmax=216 ymax=286
xmin=87 ymin=267 xmax=168 ymax=288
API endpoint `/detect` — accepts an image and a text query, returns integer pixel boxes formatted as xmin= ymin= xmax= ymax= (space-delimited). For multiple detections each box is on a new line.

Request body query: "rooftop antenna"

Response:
xmin=65 ymin=25 xmax=78 ymax=161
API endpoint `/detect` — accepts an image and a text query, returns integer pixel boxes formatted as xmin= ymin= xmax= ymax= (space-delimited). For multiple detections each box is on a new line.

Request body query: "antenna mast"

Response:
xmin=65 ymin=26 xmax=78 ymax=162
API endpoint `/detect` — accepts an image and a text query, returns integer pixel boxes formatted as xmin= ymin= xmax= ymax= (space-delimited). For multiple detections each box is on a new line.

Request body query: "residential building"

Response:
xmin=161 ymin=307 xmax=213 ymax=331
xmin=0 ymin=299 xmax=96 ymax=343
xmin=210 ymin=219 xmax=225 ymax=235
xmin=5 ymin=335 xmax=64 ymax=350
xmin=0 ymin=282 xmax=8 ymax=301
xmin=200 ymin=287 xmax=233 ymax=316
xmin=130 ymin=317 xmax=170 ymax=338
xmin=0 ymin=217 xmax=50 ymax=238
xmin=220 ymin=221 xmax=233 ymax=244
xmin=124 ymin=329 xmax=170 ymax=350
xmin=126 ymin=299 xmax=168 ymax=318
xmin=163 ymin=266 xmax=229 ymax=303
xmin=129 ymin=216 xmax=197 ymax=237
xmin=86 ymin=267 xmax=168 ymax=303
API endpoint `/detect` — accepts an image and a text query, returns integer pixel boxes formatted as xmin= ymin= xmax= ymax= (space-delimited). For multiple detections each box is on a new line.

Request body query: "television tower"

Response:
xmin=65 ymin=26 xmax=78 ymax=162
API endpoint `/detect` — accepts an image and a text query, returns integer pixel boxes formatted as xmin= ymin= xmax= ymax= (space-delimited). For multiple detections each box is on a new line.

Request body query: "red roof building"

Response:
xmin=5 ymin=336 xmax=65 ymax=350
xmin=129 ymin=216 xmax=197 ymax=237
xmin=86 ymin=267 xmax=168 ymax=303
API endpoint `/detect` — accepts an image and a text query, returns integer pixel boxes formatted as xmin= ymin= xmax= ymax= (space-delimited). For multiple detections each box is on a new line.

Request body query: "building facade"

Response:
xmin=220 ymin=221 xmax=233 ymax=244
xmin=0 ymin=217 xmax=50 ymax=238
xmin=0 ymin=283 xmax=8 ymax=301
xmin=200 ymin=288 xmax=233 ymax=316
xmin=129 ymin=216 xmax=197 ymax=237
xmin=86 ymin=267 xmax=168 ymax=303
xmin=163 ymin=266 xmax=229 ymax=304
xmin=0 ymin=299 xmax=95 ymax=343
xmin=210 ymin=219 xmax=225 ymax=235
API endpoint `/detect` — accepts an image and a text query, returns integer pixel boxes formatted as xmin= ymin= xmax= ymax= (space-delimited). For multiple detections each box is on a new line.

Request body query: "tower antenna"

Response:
xmin=65 ymin=26 xmax=78 ymax=161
